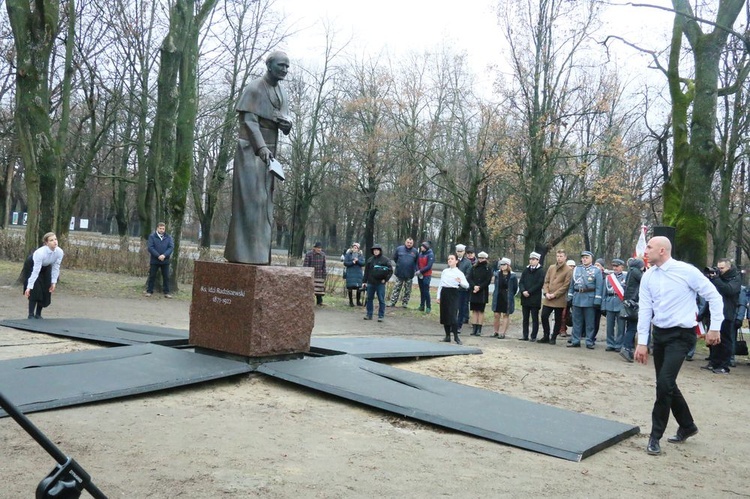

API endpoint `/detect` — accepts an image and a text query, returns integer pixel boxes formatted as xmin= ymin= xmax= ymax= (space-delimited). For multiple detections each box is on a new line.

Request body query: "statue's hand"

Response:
xmin=277 ymin=117 xmax=292 ymax=135
xmin=258 ymin=147 xmax=272 ymax=163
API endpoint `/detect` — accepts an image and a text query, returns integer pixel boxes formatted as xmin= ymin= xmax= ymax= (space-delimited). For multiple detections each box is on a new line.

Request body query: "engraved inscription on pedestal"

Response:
xmin=189 ymin=261 xmax=314 ymax=357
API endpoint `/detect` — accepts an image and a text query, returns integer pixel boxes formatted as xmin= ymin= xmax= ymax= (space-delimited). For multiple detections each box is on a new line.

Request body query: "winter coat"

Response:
xmin=147 ymin=231 xmax=174 ymax=265
xmin=519 ymin=265 xmax=544 ymax=308
xmin=364 ymin=245 xmax=393 ymax=285
xmin=343 ymin=250 xmax=365 ymax=288
xmin=623 ymin=262 xmax=643 ymax=303
xmin=303 ymin=250 xmax=327 ymax=280
xmin=467 ymin=260 xmax=493 ymax=305
xmin=541 ymin=262 xmax=572 ymax=308
xmin=392 ymin=244 xmax=419 ymax=279
xmin=457 ymin=255 xmax=474 ymax=276
xmin=712 ymin=266 xmax=741 ymax=321
xmin=416 ymin=248 xmax=434 ymax=277
xmin=491 ymin=269 xmax=518 ymax=314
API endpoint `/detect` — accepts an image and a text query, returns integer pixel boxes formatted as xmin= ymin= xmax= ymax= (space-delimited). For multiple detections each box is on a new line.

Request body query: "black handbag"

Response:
xmin=735 ymin=329 xmax=748 ymax=356
xmin=619 ymin=299 xmax=639 ymax=320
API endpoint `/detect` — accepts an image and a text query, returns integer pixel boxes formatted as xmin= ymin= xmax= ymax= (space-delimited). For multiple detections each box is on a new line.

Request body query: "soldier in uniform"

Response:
xmin=566 ymin=250 xmax=603 ymax=349
xmin=602 ymin=258 xmax=627 ymax=352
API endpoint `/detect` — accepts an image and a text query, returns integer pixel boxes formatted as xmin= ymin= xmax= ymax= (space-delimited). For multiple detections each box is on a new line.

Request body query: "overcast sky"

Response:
xmin=274 ymin=0 xmax=675 ymax=96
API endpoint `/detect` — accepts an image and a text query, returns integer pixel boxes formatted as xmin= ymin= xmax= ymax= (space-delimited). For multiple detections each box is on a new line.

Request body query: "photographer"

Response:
xmin=702 ymin=259 xmax=740 ymax=374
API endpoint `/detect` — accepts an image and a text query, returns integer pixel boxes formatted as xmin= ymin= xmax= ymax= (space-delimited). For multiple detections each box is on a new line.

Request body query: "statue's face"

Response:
xmin=268 ymin=56 xmax=290 ymax=81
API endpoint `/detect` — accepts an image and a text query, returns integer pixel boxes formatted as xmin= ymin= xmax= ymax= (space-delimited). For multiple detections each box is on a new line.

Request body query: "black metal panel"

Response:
xmin=1 ymin=318 xmax=189 ymax=346
xmin=258 ymin=355 xmax=639 ymax=461
xmin=310 ymin=337 xmax=482 ymax=359
xmin=0 ymin=344 xmax=252 ymax=417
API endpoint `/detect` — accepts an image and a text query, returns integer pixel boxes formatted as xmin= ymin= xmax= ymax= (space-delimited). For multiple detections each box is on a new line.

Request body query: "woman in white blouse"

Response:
xmin=22 ymin=232 xmax=64 ymax=319
xmin=437 ymin=253 xmax=470 ymax=344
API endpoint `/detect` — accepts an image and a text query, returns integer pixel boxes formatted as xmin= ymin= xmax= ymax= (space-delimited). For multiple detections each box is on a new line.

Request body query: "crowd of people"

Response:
xmin=308 ymin=238 xmax=749 ymax=375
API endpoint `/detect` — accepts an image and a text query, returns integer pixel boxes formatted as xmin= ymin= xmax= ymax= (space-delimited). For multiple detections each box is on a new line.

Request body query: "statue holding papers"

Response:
xmin=224 ymin=51 xmax=292 ymax=264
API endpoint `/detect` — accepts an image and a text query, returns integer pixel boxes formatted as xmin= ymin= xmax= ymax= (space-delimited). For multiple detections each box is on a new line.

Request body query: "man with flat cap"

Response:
xmin=567 ymin=250 xmax=603 ymax=348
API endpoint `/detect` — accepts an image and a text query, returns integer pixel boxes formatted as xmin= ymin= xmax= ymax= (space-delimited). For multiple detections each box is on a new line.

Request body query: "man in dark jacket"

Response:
xmin=704 ymin=259 xmax=740 ymax=373
xmin=416 ymin=241 xmax=435 ymax=314
xmin=364 ymin=244 xmax=394 ymax=322
xmin=389 ymin=238 xmax=419 ymax=308
xmin=518 ymin=251 xmax=545 ymax=341
xmin=146 ymin=222 xmax=174 ymax=298
xmin=619 ymin=258 xmax=644 ymax=362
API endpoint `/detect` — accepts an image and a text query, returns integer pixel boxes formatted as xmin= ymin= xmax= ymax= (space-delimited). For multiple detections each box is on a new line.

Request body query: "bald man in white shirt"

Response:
xmin=636 ymin=236 xmax=723 ymax=456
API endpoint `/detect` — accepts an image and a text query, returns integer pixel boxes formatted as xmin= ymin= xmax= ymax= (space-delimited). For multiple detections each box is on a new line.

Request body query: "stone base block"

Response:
xmin=189 ymin=261 xmax=314 ymax=357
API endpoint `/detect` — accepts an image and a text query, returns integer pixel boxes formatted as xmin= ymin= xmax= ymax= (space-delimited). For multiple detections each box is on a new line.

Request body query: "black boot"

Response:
xmin=454 ymin=331 xmax=462 ymax=345
xmin=442 ymin=325 xmax=451 ymax=342
xmin=477 ymin=325 xmax=483 ymax=336
xmin=348 ymin=290 xmax=355 ymax=307
xmin=356 ymin=289 xmax=363 ymax=307
xmin=316 ymin=295 xmax=323 ymax=306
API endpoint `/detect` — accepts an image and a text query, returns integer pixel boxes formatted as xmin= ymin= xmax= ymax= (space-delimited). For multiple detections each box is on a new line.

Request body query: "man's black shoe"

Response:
xmin=537 ymin=337 xmax=549 ymax=344
xmin=586 ymin=344 xmax=595 ymax=350
xmin=518 ymin=337 xmax=529 ymax=341
xmin=566 ymin=343 xmax=580 ymax=348
xmin=619 ymin=349 xmax=634 ymax=363
xmin=605 ymin=347 xmax=616 ymax=352
xmin=700 ymin=364 xmax=714 ymax=371
xmin=647 ymin=437 xmax=661 ymax=455
xmin=667 ymin=426 xmax=698 ymax=444
xmin=548 ymin=338 xmax=556 ymax=345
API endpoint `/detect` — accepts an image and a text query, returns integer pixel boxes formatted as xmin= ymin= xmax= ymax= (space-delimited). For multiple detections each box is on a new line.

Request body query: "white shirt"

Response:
xmin=437 ymin=267 xmax=469 ymax=300
xmin=26 ymin=246 xmax=64 ymax=290
xmin=637 ymin=257 xmax=723 ymax=345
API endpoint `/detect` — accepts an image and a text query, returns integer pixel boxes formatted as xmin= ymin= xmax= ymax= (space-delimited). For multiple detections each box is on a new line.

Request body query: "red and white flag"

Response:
xmin=606 ymin=273 xmax=625 ymax=301
xmin=635 ymin=225 xmax=647 ymax=257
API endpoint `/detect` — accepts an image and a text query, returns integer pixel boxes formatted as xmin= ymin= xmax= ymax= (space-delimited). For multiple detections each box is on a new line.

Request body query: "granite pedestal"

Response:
xmin=189 ymin=261 xmax=314 ymax=357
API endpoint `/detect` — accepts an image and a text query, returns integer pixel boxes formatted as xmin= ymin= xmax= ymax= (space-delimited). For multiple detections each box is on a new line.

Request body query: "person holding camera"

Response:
xmin=363 ymin=244 xmax=393 ymax=322
xmin=702 ymin=259 xmax=741 ymax=374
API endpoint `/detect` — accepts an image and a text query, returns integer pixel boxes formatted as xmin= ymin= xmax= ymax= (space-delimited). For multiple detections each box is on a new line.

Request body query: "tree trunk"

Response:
xmin=6 ymin=0 xmax=62 ymax=252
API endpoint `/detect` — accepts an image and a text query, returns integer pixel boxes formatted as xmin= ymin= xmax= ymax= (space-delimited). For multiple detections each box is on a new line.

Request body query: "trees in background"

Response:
xmin=1 ymin=0 xmax=748 ymax=271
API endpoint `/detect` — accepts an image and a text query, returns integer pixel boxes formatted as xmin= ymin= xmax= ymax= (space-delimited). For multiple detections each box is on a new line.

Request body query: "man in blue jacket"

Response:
xmin=146 ymin=222 xmax=174 ymax=298
xmin=389 ymin=237 xmax=419 ymax=308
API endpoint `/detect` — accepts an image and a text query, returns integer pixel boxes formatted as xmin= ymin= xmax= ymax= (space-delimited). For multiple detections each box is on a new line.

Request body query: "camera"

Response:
xmin=703 ymin=266 xmax=720 ymax=278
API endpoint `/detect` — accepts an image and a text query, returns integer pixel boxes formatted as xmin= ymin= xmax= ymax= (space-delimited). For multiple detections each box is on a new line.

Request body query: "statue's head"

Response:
xmin=266 ymin=51 xmax=290 ymax=81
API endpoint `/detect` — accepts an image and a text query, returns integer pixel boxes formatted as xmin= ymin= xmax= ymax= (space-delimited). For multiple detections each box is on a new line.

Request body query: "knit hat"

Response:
xmin=465 ymin=246 xmax=475 ymax=254
xmin=456 ymin=244 xmax=466 ymax=251
xmin=313 ymin=241 xmax=322 ymax=248
xmin=478 ymin=251 xmax=488 ymax=258
xmin=421 ymin=241 xmax=430 ymax=250
xmin=595 ymin=258 xmax=606 ymax=267
xmin=352 ymin=242 xmax=360 ymax=248
xmin=500 ymin=257 xmax=512 ymax=266
xmin=529 ymin=251 xmax=541 ymax=260
xmin=566 ymin=260 xmax=576 ymax=267
xmin=627 ymin=257 xmax=645 ymax=269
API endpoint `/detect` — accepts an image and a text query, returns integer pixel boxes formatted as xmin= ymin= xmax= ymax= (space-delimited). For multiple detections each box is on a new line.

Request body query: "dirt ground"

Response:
xmin=1 ymin=278 xmax=749 ymax=498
